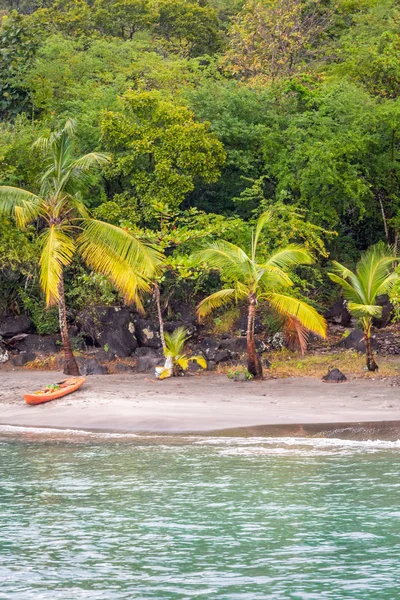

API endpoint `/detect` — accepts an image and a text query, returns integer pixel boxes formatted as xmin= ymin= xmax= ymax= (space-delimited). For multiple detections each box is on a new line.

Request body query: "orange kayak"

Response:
xmin=24 ymin=377 xmax=86 ymax=405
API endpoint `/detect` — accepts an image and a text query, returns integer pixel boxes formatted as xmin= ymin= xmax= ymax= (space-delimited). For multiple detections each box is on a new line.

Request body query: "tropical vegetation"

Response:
xmin=160 ymin=326 xmax=207 ymax=378
xmin=328 ymin=246 xmax=399 ymax=371
xmin=194 ymin=212 xmax=327 ymax=379
xmin=0 ymin=119 xmax=162 ymax=374
xmin=2 ymin=0 xmax=400 ymax=377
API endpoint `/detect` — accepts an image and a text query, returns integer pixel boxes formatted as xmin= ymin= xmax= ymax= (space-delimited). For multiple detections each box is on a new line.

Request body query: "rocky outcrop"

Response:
xmin=11 ymin=351 xmax=36 ymax=367
xmin=14 ymin=334 xmax=59 ymax=355
xmin=325 ymin=298 xmax=352 ymax=327
xmin=133 ymin=318 xmax=161 ymax=349
xmin=0 ymin=315 xmax=33 ymax=337
xmin=77 ymin=306 xmax=137 ymax=357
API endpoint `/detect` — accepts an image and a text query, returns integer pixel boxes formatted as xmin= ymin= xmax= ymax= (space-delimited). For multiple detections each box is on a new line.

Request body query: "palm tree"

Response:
xmin=328 ymin=245 xmax=398 ymax=371
xmin=158 ymin=326 xmax=206 ymax=378
xmin=0 ymin=119 xmax=162 ymax=375
xmin=193 ymin=212 xmax=327 ymax=379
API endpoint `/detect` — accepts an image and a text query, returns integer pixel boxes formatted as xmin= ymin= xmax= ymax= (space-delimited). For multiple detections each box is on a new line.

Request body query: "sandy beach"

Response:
xmin=0 ymin=370 xmax=400 ymax=437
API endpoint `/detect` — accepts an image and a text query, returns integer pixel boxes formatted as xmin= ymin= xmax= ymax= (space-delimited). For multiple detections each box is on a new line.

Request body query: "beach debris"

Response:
xmin=322 ymin=368 xmax=347 ymax=383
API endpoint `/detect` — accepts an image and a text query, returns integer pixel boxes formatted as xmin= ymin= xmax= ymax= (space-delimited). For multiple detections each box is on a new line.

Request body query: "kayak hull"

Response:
xmin=24 ymin=377 xmax=86 ymax=405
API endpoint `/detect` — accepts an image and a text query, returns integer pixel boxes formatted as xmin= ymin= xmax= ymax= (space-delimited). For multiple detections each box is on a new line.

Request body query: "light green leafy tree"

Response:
xmin=101 ymin=90 xmax=226 ymax=222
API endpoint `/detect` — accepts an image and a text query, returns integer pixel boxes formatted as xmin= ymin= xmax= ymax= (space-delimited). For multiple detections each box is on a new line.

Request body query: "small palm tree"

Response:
xmin=328 ymin=245 xmax=398 ymax=371
xmin=193 ymin=211 xmax=327 ymax=379
xmin=158 ymin=326 xmax=206 ymax=378
xmin=0 ymin=119 xmax=162 ymax=375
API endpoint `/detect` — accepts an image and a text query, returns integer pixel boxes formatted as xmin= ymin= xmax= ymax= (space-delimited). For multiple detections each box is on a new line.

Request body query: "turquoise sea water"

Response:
xmin=1 ymin=428 xmax=400 ymax=599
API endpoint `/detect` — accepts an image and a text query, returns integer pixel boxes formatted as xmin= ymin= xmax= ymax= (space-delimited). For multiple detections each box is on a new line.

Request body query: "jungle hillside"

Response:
xmin=2 ymin=0 xmax=400 ymax=376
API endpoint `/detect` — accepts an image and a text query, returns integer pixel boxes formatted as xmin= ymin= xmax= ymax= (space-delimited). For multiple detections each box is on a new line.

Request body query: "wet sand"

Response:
xmin=1 ymin=371 xmax=400 ymax=437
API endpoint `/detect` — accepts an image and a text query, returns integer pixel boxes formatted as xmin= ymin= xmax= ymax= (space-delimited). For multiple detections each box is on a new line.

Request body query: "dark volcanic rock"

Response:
xmin=219 ymin=337 xmax=248 ymax=353
xmin=237 ymin=315 xmax=263 ymax=336
xmin=0 ymin=315 xmax=32 ymax=337
xmin=77 ymin=357 xmax=108 ymax=375
xmin=135 ymin=355 xmax=162 ymax=373
xmin=11 ymin=351 xmax=36 ymax=367
xmin=338 ymin=329 xmax=377 ymax=353
xmin=15 ymin=334 xmax=58 ymax=355
xmin=373 ymin=294 xmax=393 ymax=329
xmin=325 ymin=298 xmax=352 ymax=327
xmin=134 ymin=346 xmax=163 ymax=358
xmin=133 ymin=318 xmax=161 ymax=349
xmin=214 ymin=349 xmax=231 ymax=364
xmin=77 ymin=306 xmax=137 ymax=357
xmin=322 ymin=368 xmax=347 ymax=383
xmin=200 ymin=337 xmax=220 ymax=361
xmin=163 ymin=320 xmax=196 ymax=336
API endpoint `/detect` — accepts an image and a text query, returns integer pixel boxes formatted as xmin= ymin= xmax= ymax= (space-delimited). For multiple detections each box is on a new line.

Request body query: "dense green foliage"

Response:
xmin=2 ymin=0 xmax=400 ymax=321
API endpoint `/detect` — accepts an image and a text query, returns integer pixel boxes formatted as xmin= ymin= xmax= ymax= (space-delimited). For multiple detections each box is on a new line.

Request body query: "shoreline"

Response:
xmin=1 ymin=371 xmax=400 ymax=439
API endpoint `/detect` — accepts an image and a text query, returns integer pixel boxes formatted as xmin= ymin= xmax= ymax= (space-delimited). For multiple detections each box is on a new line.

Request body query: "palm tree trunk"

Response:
xmin=58 ymin=275 xmax=80 ymax=376
xmin=365 ymin=334 xmax=378 ymax=371
xmin=247 ymin=295 xmax=263 ymax=379
xmin=154 ymin=283 xmax=166 ymax=353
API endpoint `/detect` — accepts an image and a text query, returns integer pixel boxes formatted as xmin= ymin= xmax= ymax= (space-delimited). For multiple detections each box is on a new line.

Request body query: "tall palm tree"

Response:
xmin=0 ymin=119 xmax=162 ymax=375
xmin=193 ymin=212 xmax=327 ymax=379
xmin=328 ymin=245 xmax=398 ymax=371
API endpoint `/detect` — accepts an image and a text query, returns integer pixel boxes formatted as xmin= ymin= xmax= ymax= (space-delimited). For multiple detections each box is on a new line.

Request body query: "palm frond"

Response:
xmin=374 ymin=272 xmax=399 ymax=297
xmin=193 ymin=240 xmax=253 ymax=283
xmin=265 ymin=245 xmax=314 ymax=270
xmin=284 ymin=316 xmax=310 ymax=355
xmin=70 ymin=152 xmax=110 ymax=171
xmin=78 ymin=219 xmax=163 ymax=307
xmin=252 ymin=210 xmax=273 ymax=259
xmin=164 ymin=326 xmax=190 ymax=357
xmin=197 ymin=288 xmax=239 ymax=321
xmin=189 ymin=355 xmax=207 ymax=369
xmin=266 ymin=293 xmax=327 ymax=338
xmin=0 ymin=186 xmax=42 ymax=227
xmin=39 ymin=225 xmax=76 ymax=306
xmin=257 ymin=265 xmax=294 ymax=289
xmin=347 ymin=302 xmax=382 ymax=318
xmin=327 ymin=272 xmax=364 ymax=304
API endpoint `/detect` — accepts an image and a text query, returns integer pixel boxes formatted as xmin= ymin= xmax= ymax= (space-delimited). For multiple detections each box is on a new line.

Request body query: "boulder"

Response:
xmin=322 ymin=368 xmax=347 ymax=383
xmin=77 ymin=358 xmax=108 ymax=375
xmin=338 ymin=330 xmax=377 ymax=353
xmin=164 ymin=320 xmax=197 ymax=336
xmin=325 ymin=298 xmax=352 ymax=327
xmin=134 ymin=318 xmax=161 ymax=349
xmin=77 ymin=306 xmax=137 ymax=357
xmin=214 ymin=349 xmax=231 ymax=364
xmin=135 ymin=355 xmax=162 ymax=373
xmin=11 ymin=351 xmax=36 ymax=367
xmin=200 ymin=337 xmax=220 ymax=361
xmin=219 ymin=337 xmax=248 ymax=353
xmin=94 ymin=347 xmax=116 ymax=361
xmin=14 ymin=334 xmax=58 ymax=355
xmin=135 ymin=346 xmax=163 ymax=358
xmin=373 ymin=294 xmax=393 ymax=329
xmin=237 ymin=315 xmax=263 ymax=336
xmin=0 ymin=315 xmax=32 ymax=337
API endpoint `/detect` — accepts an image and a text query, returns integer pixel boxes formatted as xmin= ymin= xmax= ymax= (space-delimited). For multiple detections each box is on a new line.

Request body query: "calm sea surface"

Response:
xmin=1 ymin=428 xmax=400 ymax=600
